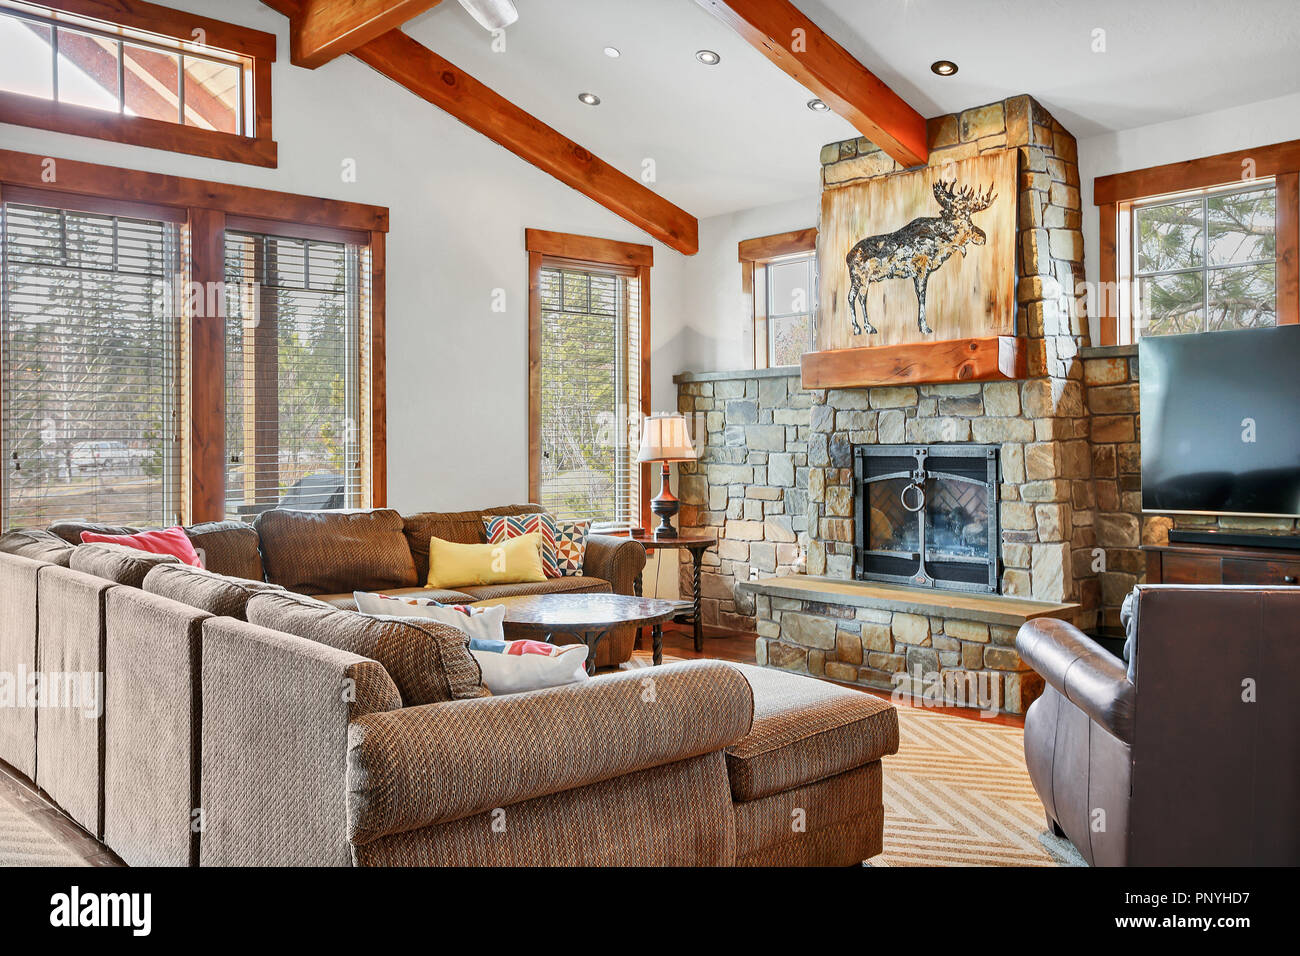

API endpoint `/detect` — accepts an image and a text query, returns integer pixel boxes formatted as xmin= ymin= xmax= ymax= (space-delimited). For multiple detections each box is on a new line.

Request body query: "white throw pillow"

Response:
xmin=468 ymin=638 xmax=589 ymax=695
xmin=353 ymin=592 xmax=587 ymax=694
xmin=352 ymin=591 xmax=506 ymax=644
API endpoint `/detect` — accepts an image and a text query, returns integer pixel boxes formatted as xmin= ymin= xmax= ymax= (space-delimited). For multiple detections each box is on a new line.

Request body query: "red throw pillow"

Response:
xmin=79 ymin=526 xmax=203 ymax=568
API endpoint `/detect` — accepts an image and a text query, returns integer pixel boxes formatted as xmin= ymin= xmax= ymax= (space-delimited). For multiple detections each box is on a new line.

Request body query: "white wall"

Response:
xmin=0 ymin=0 xmax=694 ymax=513
xmin=667 ymin=195 xmax=821 ymax=374
xmin=1078 ymin=90 xmax=1300 ymax=345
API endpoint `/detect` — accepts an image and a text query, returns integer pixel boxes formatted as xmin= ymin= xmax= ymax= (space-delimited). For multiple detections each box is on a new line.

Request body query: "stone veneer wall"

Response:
xmin=750 ymin=590 xmax=1045 ymax=716
xmin=675 ymin=370 xmax=811 ymax=632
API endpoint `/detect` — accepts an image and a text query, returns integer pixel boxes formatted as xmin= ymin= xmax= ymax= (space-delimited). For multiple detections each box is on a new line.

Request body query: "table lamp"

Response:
xmin=636 ymin=412 xmax=698 ymax=538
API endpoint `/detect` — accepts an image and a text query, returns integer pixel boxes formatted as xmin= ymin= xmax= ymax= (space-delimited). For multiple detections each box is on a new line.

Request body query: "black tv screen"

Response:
xmin=1140 ymin=326 xmax=1300 ymax=517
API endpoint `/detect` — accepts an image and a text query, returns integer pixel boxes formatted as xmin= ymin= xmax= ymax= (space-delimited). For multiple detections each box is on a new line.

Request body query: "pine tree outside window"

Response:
xmin=1131 ymin=181 xmax=1278 ymax=337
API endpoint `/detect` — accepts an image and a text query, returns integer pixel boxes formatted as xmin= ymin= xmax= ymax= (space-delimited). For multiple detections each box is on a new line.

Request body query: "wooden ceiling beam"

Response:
xmin=287 ymin=0 xmax=443 ymax=68
xmin=349 ymin=30 xmax=698 ymax=254
xmin=260 ymin=0 xmax=698 ymax=251
xmin=693 ymin=0 xmax=927 ymax=168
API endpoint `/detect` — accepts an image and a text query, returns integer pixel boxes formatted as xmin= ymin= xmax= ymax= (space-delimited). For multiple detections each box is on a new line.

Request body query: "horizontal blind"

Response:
xmin=538 ymin=261 xmax=640 ymax=526
xmin=223 ymin=229 xmax=365 ymax=518
xmin=1 ymin=198 xmax=183 ymax=529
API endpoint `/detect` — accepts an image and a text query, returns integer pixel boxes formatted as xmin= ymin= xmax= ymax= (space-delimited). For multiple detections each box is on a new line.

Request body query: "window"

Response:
xmin=738 ymin=228 xmax=819 ymax=368
xmin=223 ymin=224 xmax=370 ymax=519
xmin=765 ymin=253 xmax=818 ymax=365
xmin=1093 ymin=139 xmax=1299 ymax=345
xmin=0 ymin=146 xmax=389 ymax=531
xmin=0 ymin=0 xmax=276 ymax=166
xmin=1132 ymin=182 xmax=1277 ymax=336
xmin=526 ymin=230 xmax=650 ymax=529
xmin=1 ymin=190 xmax=184 ymax=527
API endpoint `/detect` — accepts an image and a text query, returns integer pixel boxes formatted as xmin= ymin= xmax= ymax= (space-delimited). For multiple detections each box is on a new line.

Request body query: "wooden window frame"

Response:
xmin=0 ymin=0 xmax=278 ymax=167
xmin=738 ymin=227 xmax=817 ymax=368
xmin=525 ymin=228 xmax=652 ymax=532
xmin=0 ymin=146 xmax=389 ymax=523
xmin=1093 ymin=139 xmax=1300 ymax=345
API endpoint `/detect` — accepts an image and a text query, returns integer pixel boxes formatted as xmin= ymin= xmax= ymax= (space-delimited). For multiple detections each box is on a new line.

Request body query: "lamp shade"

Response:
xmin=636 ymin=413 xmax=697 ymax=462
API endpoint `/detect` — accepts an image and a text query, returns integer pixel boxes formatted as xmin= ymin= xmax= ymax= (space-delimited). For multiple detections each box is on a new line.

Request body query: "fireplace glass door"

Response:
xmin=855 ymin=444 xmax=1000 ymax=593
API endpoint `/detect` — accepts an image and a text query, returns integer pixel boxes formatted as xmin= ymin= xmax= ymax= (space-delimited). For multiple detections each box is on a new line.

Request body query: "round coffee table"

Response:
xmin=485 ymin=593 xmax=678 ymax=674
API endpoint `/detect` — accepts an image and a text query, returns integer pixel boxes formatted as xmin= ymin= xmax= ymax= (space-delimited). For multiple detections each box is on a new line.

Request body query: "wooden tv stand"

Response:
xmin=1144 ymin=539 xmax=1300 ymax=586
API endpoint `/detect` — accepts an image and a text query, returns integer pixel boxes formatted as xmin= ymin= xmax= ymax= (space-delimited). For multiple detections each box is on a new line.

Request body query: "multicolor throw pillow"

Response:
xmin=483 ymin=513 xmax=560 ymax=578
xmin=353 ymin=591 xmax=506 ymax=644
xmin=467 ymin=637 xmax=589 ymax=695
xmin=552 ymin=518 xmax=591 ymax=576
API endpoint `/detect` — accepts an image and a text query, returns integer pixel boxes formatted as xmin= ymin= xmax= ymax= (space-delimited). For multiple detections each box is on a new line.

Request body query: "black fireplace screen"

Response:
xmin=854 ymin=444 xmax=1000 ymax=593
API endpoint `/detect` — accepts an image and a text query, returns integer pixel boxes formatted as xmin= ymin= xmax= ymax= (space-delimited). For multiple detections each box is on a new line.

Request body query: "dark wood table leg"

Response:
xmin=652 ymin=623 xmax=663 ymax=667
xmin=634 ymin=572 xmax=643 ymax=650
xmin=584 ymin=629 xmax=608 ymax=676
xmin=691 ymin=548 xmax=704 ymax=652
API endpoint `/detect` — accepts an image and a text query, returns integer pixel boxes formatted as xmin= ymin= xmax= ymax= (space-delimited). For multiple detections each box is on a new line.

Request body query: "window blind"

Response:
xmin=223 ymin=228 xmax=366 ymax=518
xmin=537 ymin=261 xmax=641 ymax=526
xmin=1 ymin=196 xmax=184 ymax=529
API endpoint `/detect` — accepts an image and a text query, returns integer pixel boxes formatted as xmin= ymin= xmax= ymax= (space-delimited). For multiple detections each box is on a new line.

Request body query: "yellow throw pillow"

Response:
xmin=425 ymin=532 xmax=546 ymax=589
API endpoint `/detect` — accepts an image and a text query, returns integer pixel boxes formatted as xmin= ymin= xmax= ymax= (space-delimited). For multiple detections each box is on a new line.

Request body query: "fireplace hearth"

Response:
xmin=854 ymin=444 xmax=1000 ymax=593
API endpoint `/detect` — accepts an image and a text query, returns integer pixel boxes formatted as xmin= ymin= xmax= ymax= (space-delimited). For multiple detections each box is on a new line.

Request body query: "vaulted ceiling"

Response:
xmin=268 ymin=0 xmax=1300 ymax=233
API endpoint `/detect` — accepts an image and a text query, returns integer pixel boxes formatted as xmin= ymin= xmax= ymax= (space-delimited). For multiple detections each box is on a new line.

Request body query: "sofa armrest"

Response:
xmin=346 ymin=659 xmax=753 ymax=844
xmin=581 ymin=534 xmax=646 ymax=594
xmin=1016 ymin=618 xmax=1135 ymax=743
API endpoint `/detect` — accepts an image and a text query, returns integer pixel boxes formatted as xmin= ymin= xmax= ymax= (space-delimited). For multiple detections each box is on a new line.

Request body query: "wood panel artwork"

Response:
xmin=817 ymin=149 xmax=1017 ymax=350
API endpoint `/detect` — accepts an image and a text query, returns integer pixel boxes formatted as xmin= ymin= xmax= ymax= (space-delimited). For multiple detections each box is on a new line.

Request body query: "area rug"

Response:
xmin=872 ymin=703 xmax=1085 ymax=867
xmin=0 ymin=788 xmax=89 ymax=867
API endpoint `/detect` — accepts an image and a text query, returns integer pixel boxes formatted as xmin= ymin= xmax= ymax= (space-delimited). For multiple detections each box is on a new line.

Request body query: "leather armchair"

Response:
xmin=1017 ymin=585 xmax=1300 ymax=866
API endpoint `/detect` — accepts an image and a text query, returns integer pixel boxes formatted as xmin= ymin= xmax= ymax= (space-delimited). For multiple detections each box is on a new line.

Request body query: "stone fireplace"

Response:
xmin=672 ymin=94 xmax=1101 ymax=715
xmin=856 ymin=443 xmax=1000 ymax=593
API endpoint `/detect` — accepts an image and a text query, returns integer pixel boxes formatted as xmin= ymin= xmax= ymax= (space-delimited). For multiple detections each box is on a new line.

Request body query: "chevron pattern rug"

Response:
xmin=872 ymin=703 xmax=1085 ymax=867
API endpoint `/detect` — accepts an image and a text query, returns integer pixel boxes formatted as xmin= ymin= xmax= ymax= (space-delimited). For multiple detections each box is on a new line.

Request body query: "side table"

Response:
xmin=633 ymin=535 xmax=716 ymax=652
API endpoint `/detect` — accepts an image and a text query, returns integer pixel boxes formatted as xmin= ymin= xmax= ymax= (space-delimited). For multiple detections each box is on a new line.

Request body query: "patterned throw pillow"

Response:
xmin=552 ymin=518 xmax=591 ymax=576
xmin=483 ymin=513 xmax=560 ymax=578
xmin=467 ymin=637 xmax=589 ymax=695
xmin=353 ymin=591 xmax=507 ymax=644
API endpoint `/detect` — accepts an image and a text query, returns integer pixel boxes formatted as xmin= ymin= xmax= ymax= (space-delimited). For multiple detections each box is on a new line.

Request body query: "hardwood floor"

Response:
xmin=0 ymin=620 xmax=1018 ymax=867
xmin=0 ymin=761 xmax=123 ymax=867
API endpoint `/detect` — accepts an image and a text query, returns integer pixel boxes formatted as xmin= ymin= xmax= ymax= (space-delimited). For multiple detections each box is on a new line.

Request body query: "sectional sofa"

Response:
xmin=0 ymin=505 xmax=899 ymax=867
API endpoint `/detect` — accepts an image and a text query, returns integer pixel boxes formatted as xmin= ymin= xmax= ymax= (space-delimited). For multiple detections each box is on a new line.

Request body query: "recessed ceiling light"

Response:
xmin=931 ymin=59 xmax=958 ymax=76
xmin=807 ymin=98 xmax=829 ymax=111
xmin=578 ymin=92 xmax=601 ymax=106
xmin=695 ymin=49 xmax=721 ymax=65
xmin=603 ymin=46 xmax=621 ymax=58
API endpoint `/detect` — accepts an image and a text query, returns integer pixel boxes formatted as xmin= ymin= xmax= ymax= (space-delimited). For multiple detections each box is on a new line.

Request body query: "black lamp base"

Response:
xmin=650 ymin=461 xmax=678 ymax=538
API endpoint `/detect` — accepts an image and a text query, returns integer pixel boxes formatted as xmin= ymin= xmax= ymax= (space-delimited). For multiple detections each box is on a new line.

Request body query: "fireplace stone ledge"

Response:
xmin=739 ymin=575 xmax=1078 ymax=627
xmin=741 ymin=575 xmax=1078 ymax=714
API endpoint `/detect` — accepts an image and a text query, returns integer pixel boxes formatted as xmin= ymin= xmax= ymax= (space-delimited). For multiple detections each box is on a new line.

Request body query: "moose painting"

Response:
xmin=846 ymin=180 xmax=997 ymax=336
xmin=817 ymin=150 xmax=1016 ymax=349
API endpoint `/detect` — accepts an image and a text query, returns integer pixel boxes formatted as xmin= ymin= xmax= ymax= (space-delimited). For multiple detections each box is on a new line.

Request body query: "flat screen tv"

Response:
xmin=1140 ymin=325 xmax=1300 ymax=517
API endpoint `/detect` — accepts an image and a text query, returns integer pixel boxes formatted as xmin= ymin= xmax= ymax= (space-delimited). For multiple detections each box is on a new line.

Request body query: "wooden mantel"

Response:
xmin=800 ymin=336 xmax=1027 ymax=389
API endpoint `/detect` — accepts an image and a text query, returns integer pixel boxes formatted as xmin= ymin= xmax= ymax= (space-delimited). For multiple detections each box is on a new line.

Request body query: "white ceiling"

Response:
xmin=399 ymin=0 xmax=1300 ymax=221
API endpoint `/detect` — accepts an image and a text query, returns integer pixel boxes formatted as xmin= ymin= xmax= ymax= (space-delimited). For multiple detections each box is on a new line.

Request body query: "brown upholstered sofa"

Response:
xmin=1017 ymin=584 xmax=1300 ymax=866
xmin=35 ymin=503 xmax=645 ymax=668
xmin=0 ymin=507 xmax=900 ymax=867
